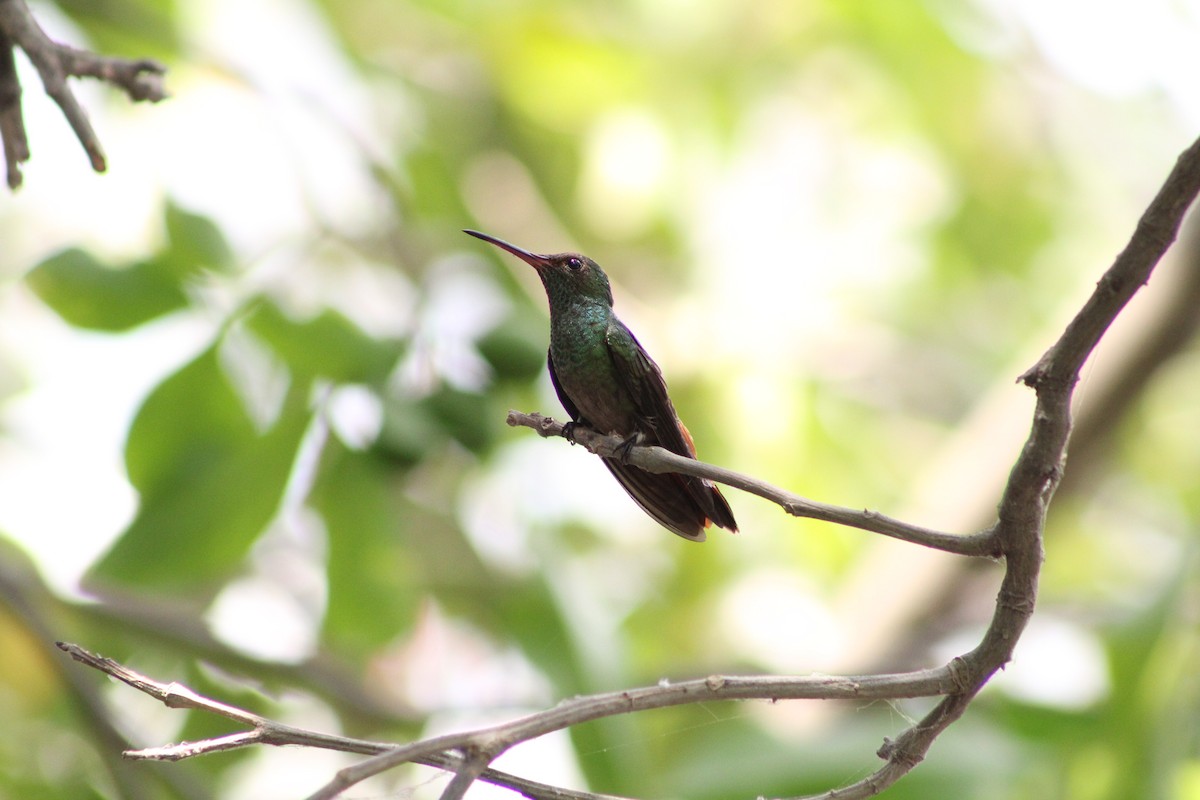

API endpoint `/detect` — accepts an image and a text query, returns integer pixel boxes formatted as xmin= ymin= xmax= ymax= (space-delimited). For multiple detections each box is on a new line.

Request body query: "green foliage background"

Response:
xmin=0 ymin=1 xmax=1198 ymax=798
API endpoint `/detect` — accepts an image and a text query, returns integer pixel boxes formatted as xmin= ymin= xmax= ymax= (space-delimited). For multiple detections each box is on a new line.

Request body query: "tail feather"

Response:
xmin=604 ymin=460 xmax=737 ymax=542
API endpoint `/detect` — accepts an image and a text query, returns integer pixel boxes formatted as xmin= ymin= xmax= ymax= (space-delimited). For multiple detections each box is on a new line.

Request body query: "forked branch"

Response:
xmin=59 ymin=640 xmax=963 ymax=800
xmin=0 ymin=0 xmax=167 ymax=188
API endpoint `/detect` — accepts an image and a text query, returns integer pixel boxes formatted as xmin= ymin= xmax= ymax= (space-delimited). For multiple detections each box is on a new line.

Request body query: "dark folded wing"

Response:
xmin=604 ymin=320 xmax=738 ymax=534
xmin=547 ymin=350 xmax=583 ymax=422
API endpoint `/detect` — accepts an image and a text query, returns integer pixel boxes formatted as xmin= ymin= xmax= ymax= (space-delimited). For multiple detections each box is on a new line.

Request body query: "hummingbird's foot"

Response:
xmin=562 ymin=421 xmax=580 ymax=444
xmin=615 ymin=432 xmax=645 ymax=464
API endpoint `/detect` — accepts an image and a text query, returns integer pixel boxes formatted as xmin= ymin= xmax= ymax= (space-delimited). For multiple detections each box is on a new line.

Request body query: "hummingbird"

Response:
xmin=465 ymin=229 xmax=737 ymax=542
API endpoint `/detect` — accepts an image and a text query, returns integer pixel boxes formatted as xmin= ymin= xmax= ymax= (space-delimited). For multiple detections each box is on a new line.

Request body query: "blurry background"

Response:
xmin=1 ymin=0 xmax=1199 ymax=798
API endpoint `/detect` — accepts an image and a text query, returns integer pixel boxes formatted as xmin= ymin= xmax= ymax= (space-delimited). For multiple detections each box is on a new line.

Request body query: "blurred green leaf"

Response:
xmin=55 ymin=0 xmax=182 ymax=61
xmin=89 ymin=346 xmax=311 ymax=589
xmin=310 ymin=437 xmax=419 ymax=658
xmin=25 ymin=248 xmax=188 ymax=332
xmin=247 ymin=299 xmax=404 ymax=385
xmin=421 ymin=385 xmax=498 ymax=454
xmin=406 ymin=146 xmax=469 ymax=219
xmin=164 ymin=201 xmax=235 ymax=276
xmin=373 ymin=394 xmax=442 ymax=467
xmin=123 ymin=344 xmax=252 ymax=491
xmin=476 ymin=313 xmax=547 ymax=383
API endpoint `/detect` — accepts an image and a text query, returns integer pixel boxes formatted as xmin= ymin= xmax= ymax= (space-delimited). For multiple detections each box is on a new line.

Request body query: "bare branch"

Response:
xmin=506 ymin=410 xmax=1000 ymax=557
xmin=0 ymin=560 xmax=207 ymax=800
xmin=59 ymin=640 xmax=962 ymax=799
xmin=439 ymin=751 xmax=496 ymax=800
xmin=73 ymin=587 xmax=419 ymax=724
xmin=56 ymin=641 xmax=613 ymax=799
xmin=1020 ymin=136 xmax=1200 ymax=388
xmin=307 ymin=662 xmax=966 ymax=799
xmin=0 ymin=0 xmax=167 ymax=188
xmin=55 ymin=641 xmax=390 ymax=759
xmin=0 ymin=29 xmax=26 ymax=187
xmin=776 ymin=134 xmax=1200 ymax=800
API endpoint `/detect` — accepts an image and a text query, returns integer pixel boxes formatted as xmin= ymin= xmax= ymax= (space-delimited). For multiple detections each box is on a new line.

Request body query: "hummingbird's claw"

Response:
xmin=616 ymin=432 xmax=645 ymax=464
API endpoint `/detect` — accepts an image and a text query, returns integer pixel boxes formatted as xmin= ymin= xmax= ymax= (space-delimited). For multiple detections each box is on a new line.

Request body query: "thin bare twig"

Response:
xmin=0 ymin=0 xmax=167 ymax=188
xmin=0 ymin=560 xmax=206 ymax=800
xmin=74 ymin=587 xmax=418 ymax=724
xmin=440 ymin=752 xmax=497 ymax=800
xmin=506 ymin=410 xmax=1000 ymax=558
xmin=54 ymin=642 xmax=638 ymax=800
xmin=0 ymin=29 xmax=28 ymax=186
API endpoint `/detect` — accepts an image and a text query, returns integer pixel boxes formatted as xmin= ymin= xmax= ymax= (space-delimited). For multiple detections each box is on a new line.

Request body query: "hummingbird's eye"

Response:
xmin=566 ymin=257 xmax=583 ymax=271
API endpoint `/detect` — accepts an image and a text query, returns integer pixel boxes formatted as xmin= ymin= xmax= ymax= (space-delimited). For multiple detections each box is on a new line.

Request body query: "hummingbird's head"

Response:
xmin=465 ymin=230 xmax=614 ymax=308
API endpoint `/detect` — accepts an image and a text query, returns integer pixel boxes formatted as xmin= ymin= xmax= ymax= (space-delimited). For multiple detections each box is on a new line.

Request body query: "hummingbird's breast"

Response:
xmin=549 ymin=306 xmax=638 ymax=434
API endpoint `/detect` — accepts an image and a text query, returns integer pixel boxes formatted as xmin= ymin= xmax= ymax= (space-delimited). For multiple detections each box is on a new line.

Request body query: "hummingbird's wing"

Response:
xmin=550 ymin=344 xmax=708 ymax=540
xmin=604 ymin=320 xmax=695 ymax=457
xmin=603 ymin=320 xmax=738 ymax=537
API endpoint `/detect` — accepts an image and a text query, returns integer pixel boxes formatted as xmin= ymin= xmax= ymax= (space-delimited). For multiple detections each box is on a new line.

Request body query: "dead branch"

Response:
xmin=0 ymin=0 xmax=167 ymax=189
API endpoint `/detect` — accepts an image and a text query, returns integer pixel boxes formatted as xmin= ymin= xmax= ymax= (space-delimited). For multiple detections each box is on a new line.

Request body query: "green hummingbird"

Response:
xmin=466 ymin=229 xmax=737 ymax=541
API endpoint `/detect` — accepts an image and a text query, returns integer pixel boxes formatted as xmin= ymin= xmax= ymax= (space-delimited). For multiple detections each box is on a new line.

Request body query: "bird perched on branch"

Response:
xmin=466 ymin=230 xmax=737 ymax=541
